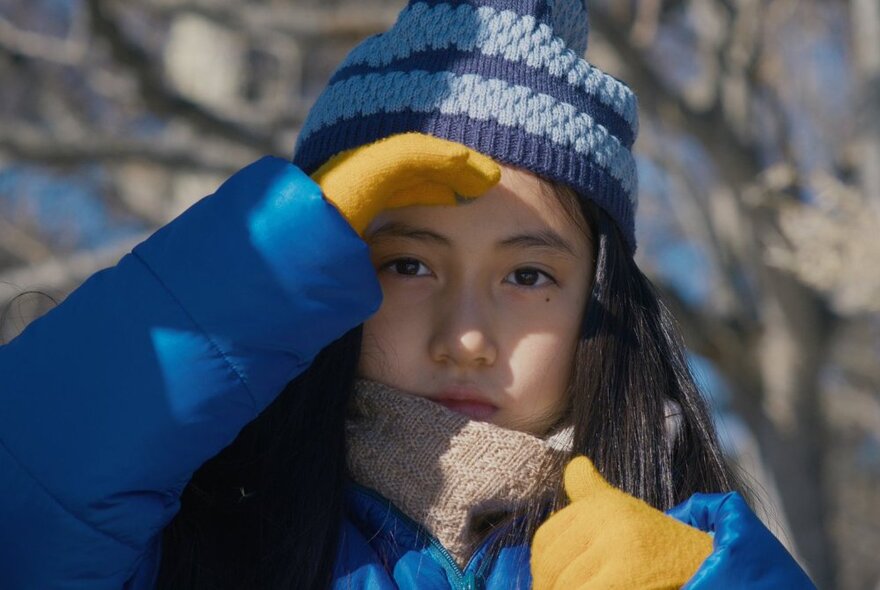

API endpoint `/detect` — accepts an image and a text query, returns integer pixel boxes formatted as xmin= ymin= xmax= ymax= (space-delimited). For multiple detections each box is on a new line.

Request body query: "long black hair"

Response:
xmin=555 ymin=185 xmax=740 ymax=507
xmin=155 ymin=187 xmax=744 ymax=589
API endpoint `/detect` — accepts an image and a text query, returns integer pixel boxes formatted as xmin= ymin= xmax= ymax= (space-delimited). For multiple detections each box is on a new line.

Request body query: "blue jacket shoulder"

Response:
xmin=0 ymin=157 xmax=380 ymax=588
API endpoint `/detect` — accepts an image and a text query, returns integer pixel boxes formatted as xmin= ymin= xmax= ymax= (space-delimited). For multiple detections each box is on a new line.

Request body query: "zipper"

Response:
xmin=349 ymin=484 xmax=514 ymax=590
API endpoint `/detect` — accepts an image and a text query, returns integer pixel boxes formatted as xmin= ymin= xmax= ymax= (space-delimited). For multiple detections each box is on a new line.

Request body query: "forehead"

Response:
xmin=369 ymin=164 xmax=584 ymax=242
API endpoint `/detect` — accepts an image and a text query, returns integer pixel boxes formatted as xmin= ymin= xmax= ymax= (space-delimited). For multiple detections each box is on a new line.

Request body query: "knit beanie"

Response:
xmin=293 ymin=0 xmax=640 ymax=252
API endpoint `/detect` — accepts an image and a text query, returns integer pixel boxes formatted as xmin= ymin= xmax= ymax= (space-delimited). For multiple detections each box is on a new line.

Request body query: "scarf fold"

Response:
xmin=345 ymin=380 xmax=573 ymax=567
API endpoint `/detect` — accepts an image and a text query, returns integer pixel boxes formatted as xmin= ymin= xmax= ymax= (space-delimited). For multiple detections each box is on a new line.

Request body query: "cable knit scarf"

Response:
xmin=345 ymin=380 xmax=573 ymax=567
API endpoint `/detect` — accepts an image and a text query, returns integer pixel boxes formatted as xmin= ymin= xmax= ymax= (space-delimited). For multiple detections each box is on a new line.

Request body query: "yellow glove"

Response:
xmin=531 ymin=456 xmax=713 ymax=590
xmin=310 ymin=132 xmax=501 ymax=235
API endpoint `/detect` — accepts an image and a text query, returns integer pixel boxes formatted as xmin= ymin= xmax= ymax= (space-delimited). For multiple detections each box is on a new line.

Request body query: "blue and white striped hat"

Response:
xmin=293 ymin=0 xmax=639 ymax=252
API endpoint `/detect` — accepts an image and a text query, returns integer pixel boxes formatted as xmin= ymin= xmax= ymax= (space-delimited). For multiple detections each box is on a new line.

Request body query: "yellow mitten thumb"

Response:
xmin=531 ymin=456 xmax=713 ymax=590
xmin=563 ymin=454 xmax=615 ymax=502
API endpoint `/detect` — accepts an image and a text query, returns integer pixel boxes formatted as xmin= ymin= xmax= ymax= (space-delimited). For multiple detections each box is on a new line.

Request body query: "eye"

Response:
xmin=383 ymin=257 xmax=432 ymax=277
xmin=505 ymin=267 xmax=556 ymax=287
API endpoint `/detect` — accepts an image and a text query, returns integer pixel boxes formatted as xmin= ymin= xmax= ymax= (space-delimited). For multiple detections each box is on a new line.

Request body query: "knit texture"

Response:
xmin=293 ymin=0 xmax=640 ymax=252
xmin=346 ymin=379 xmax=573 ymax=567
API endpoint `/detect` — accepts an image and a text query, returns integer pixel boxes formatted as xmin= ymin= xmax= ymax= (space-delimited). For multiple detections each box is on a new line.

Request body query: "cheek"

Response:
xmin=502 ymin=307 xmax=581 ymax=419
xmin=508 ymin=331 xmax=575 ymax=394
xmin=358 ymin=295 xmax=429 ymax=383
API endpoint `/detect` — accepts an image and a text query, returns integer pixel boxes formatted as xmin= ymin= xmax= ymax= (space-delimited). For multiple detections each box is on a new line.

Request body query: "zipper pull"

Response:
xmin=461 ymin=571 xmax=483 ymax=590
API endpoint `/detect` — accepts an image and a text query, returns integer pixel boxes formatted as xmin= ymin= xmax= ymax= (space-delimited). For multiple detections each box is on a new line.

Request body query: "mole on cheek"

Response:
xmin=545 ymin=297 xmax=550 ymax=302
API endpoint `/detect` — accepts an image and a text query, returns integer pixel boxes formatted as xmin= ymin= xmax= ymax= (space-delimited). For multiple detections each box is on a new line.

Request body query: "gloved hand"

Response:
xmin=531 ymin=456 xmax=713 ymax=589
xmin=310 ymin=132 xmax=501 ymax=235
xmin=667 ymin=492 xmax=816 ymax=589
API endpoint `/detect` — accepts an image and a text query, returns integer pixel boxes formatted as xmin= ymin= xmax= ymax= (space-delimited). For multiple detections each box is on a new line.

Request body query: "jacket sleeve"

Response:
xmin=667 ymin=492 xmax=817 ymax=589
xmin=0 ymin=156 xmax=382 ymax=589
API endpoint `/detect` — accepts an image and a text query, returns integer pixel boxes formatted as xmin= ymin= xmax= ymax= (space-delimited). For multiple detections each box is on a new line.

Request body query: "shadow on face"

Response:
xmin=359 ymin=164 xmax=595 ymax=435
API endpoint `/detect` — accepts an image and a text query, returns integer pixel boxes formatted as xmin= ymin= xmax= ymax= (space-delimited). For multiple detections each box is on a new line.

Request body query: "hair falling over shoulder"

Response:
xmin=551 ymin=186 xmax=744 ymax=508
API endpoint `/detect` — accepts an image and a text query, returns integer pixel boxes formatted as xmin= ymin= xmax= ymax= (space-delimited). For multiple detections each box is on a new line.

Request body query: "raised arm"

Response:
xmin=0 ymin=157 xmax=381 ymax=589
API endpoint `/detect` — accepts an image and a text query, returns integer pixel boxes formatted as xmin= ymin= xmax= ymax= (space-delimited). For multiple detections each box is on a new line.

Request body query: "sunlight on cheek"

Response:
xmin=501 ymin=332 xmax=575 ymax=433
xmin=506 ymin=332 xmax=572 ymax=397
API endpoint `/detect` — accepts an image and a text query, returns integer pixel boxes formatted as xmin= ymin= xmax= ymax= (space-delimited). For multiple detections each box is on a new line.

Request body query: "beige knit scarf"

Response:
xmin=345 ymin=380 xmax=573 ymax=568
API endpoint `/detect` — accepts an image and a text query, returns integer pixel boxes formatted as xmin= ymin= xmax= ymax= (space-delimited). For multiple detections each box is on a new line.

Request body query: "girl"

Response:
xmin=0 ymin=0 xmax=814 ymax=588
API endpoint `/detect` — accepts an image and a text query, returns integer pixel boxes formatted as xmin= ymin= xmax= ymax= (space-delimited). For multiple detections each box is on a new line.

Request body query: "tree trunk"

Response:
xmin=852 ymin=0 xmax=880 ymax=206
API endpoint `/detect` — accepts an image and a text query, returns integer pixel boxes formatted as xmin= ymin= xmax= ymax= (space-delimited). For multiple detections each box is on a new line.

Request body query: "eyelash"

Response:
xmin=382 ymin=258 xmax=432 ymax=277
xmin=382 ymin=258 xmax=558 ymax=288
xmin=506 ymin=267 xmax=557 ymax=288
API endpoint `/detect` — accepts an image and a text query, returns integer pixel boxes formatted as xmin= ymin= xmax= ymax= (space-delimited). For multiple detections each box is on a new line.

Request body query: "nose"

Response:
xmin=429 ymin=286 xmax=498 ymax=368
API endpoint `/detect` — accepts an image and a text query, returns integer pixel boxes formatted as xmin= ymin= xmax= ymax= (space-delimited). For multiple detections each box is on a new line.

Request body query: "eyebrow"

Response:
xmin=368 ymin=221 xmax=577 ymax=257
xmin=367 ymin=222 xmax=451 ymax=246
xmin=499 ymin=230 xmax=577 ymax=257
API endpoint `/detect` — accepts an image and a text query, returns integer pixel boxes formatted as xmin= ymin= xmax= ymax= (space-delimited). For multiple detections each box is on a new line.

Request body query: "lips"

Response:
xmin=433 ymin=385 xmax=498 ymax=420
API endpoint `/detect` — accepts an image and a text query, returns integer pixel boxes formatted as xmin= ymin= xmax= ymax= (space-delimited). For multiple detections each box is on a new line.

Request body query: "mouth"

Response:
xmin=433 ymin=385 xmax=498 ymax=421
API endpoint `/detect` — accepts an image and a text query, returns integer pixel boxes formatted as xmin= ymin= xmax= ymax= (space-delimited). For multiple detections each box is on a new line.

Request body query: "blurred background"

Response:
xmin=0 ymin=0 xmax=877 ymax=587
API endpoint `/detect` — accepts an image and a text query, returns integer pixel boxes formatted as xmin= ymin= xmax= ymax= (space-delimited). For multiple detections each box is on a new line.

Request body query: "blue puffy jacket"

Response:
xmin=0 ymin=157 xmax=816 ymax=589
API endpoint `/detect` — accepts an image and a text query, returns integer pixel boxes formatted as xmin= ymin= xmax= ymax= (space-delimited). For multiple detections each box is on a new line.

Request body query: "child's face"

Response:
xmin=359 ymin=165 xmax=593 ymax=435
